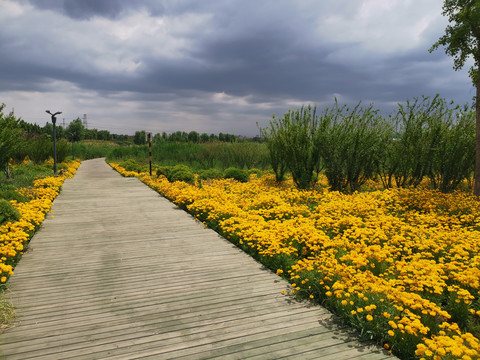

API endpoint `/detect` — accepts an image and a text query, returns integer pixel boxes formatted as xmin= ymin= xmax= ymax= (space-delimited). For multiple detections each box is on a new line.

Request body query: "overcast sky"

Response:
xmin=0 ymin=0 xmax=476 ymax=136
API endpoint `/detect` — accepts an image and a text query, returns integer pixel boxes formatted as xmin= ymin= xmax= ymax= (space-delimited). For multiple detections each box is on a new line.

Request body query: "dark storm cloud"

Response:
xmin=27 ymin=0 xmax=150 ymax=19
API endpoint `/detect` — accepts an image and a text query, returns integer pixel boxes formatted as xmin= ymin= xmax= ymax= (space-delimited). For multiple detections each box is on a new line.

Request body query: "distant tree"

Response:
xmin=19 ymin=120 xmax=42 ymax=136
xmin=0 ymin=104 xmax=21 ymax=177
xmin=85 ymin=128 xmax=98 ymax=140
xmin=188 ymin=131 xmax=200 ymax=143
xmin=168 ymin=131 xmax=188 ymax=142
xmin=200 ymin=133 xmax=210 ymax=142
xmin=134 ymin=130 xmax=146 ymax=145
xmin=430 ymin=0 xmax=480 ymax=194
xmin=66 ymin=118 xmax=85 ymax=143
xmin=209 ymin=133 xmax=219 ymax=142
xmin=97 ymin=130 xmax=111 ymax=140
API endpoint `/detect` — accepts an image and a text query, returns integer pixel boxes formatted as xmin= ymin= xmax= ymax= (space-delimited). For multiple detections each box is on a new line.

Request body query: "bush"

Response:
xmin=156 ymin=166 xmax=173 ymax=178
xmin=0 ymin=185 xmax=29 ymax=202
xmin=28 ymin=136 xmax=51 ymax=164
xmin=316 ymin=102 xmax=387 ymax=192
xmin=224 ymin=167 xmax=249 ymax=182
xmin=0 ymin=199 xmax=21 ymax=225
xmin=199 ymin=168 xmax=223 ymax=181
xmin=262 ymin=106 xmax=321 ymax=188
xmin=170 ymin=170 xmax=195 ymax=184
xmin=248 ymin=168 xmax=263 ymax=177
xmin=56 ymin=139 xmax=70 ymax=163
xmin=0 ymin=104 xmax=21 ymax=177
xmin=119 ymin=159 xmax=142 ymax=172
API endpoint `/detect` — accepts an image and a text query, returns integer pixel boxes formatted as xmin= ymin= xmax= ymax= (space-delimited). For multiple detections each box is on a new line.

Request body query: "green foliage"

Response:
xmin=170 ymin=170 xmax=195 ymax=184
xmin=0 ymin=199 xmax=21 ymax=226
xmin=248 ymin=168 xmax=263 ymax=177
xmin=156 ymin=166 xmax=173 ymax=179
xmin=261 ymin=123 xmax=288 ymax=182
xmin=263 ymin=105 xmax=321 ymax=188
xmin=0 ymin=104 xmax=22 ymax=177
xmin=66 ymin=119 xmax=85 ymax=143
xmin=378 ymin=95 xmax=463 ymax=190
xmin=429 ymin=107 xmax=475 ymax=192
xmin=56 ymin=139 xmax=70 ymax=163
xmin=0 ymin=184 xmax=29 ymax=202
xmin=168 ymin=165 xmax=195 ymax=184
xmin=134 ymin=130 xmax=146 ymax=145
xmin=430 ymin=0 xmax=480 ymax=84
xmin=224 ymin=167 xmax=249 ymax=182
xmin=0 ymin=291 xmax=15 ymax=327
xmin=199 ymin=168 xmax=223 ymax=180
xmin=150 ymin=141 xmax=269 ymax=170
xmin=27 ymin=136 xmax=52 ymax=164
xmin=119 ymin=159 xmax=144 ymax=172
xmin=317 ymin=102 xmax=387 ymax=192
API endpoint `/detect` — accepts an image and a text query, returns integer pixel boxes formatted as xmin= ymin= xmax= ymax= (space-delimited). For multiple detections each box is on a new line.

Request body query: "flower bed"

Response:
xmin=112 ymin=163 xmax=480 ymax=360
xmin=0 ymin=161 xmax=81 ymax=285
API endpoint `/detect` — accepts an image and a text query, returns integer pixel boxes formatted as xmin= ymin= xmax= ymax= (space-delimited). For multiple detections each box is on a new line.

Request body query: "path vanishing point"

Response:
xmin=0 ymin=158 xmax=393 ymax=359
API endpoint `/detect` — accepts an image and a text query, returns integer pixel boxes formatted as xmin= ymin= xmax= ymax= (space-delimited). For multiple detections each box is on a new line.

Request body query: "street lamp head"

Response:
xmin=46 ymin=110 xmax=62 ymax=116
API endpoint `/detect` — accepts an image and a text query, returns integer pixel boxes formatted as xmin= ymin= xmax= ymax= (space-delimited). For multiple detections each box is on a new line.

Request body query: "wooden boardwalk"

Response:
xmin=0 ymin=159 xmax=391 ymax=359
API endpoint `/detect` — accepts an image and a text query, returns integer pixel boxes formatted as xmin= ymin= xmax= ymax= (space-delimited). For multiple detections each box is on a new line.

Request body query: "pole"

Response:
xmin=52 ymin=116 xmax=57 ymax=175
xmin=148 ymin=133 xmax=152 ymax=176
xmin=46 ymin=111 xmax=62 ymax=175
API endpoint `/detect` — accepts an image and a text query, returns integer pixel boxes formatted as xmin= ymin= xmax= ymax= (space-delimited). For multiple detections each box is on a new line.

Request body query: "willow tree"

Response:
xmin=430 ymin=0 xmax=480 ymax=194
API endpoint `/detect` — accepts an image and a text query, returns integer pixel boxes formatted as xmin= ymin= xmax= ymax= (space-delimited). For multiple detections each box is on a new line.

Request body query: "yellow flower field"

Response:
xmin=0 ymin=161 xmax=80 ymax=286
xmin=112 ymin=163 xmax=480 ymax=360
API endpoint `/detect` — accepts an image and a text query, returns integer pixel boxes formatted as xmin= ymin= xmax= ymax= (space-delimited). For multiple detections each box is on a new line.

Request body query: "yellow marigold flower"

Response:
xmin=326 ymin=291 xmax=332 ymax=297
xmin=309 ymin=294 xmax=314 ymax=299
xmin=341 ymin=300 xmax=348 ymax=306
xmin=0 ymin=276 xmax=6 ymax=283
xmin=384 ymin=344 xmax=390 ymax=350
xmin=388 ymin=321 xmax=397 ymax=329
xmin=281 ymin=290 xmax=286 ymax=295
xmin=351 ymin=310 xmax=357 ymax=315
xmin=276 ymin=269 xmax=283 ymax=275
xmin=366 ymin=314 xmax=373 ymax=321
xmin=388 ymin=330 xmax=394 ymax=337
xmin=357 ymin=308 xmax=364 ymax=313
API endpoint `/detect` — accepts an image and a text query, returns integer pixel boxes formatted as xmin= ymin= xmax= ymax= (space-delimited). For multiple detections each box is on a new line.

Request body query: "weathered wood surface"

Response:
xmin=0 ymin=158 xmax=392 ymax=359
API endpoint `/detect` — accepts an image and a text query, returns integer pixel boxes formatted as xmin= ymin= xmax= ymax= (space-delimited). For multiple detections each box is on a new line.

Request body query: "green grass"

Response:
xmin=0 ymin=291 xmax=15 ymax=330
xmin=0 ymin=163 xmax=54 ymax=190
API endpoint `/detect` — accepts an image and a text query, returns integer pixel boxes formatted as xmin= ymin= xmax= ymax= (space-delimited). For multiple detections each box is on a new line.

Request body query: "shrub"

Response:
xmin=0 ymin=199 xmax=21 ymax=225
xmin=170 ymin=170 xmax=195 ymax=184
xmin=0 ymin=104 xmax=21 ymax=177
xmin=263 ymin=106 xmax=321 ymax=189
xmin=387 ymin=95 xmax=454 ymax=188
xmin=0 ymin=185 xmax=29 ymax=202
xmin=156 ymin=166 xmax=173 ymax=179
xmin=166 ymin=164 xmax=195 ymax=184
xmin=27 ymin=136 xmax=52 ymax=164
xmin=224 ymin=167 xmax=249 ymax=182
xmin=56 ymin=139 xmax=70 ymax=163
xmin=119 ymin=159 xmax=141 ymax=172
xmin=429 ymin=107 xmax=475 ymax=192
xmin=199 ymin=168 xmax=223 ymax=180
xmin=248 ymin=168 xmax=263 ymax=177
xmin=316 ymin=102 xmax=388 ymax=192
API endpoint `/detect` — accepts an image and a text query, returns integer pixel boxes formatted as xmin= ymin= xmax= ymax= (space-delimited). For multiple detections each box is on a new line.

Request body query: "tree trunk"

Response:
xmin=475 ymin=69 xmax=480 ymax=196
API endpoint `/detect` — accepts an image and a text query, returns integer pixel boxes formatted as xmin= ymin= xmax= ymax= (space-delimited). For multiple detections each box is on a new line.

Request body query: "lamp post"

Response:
xmin=46 ymin=110 xmax=62 ymax=175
